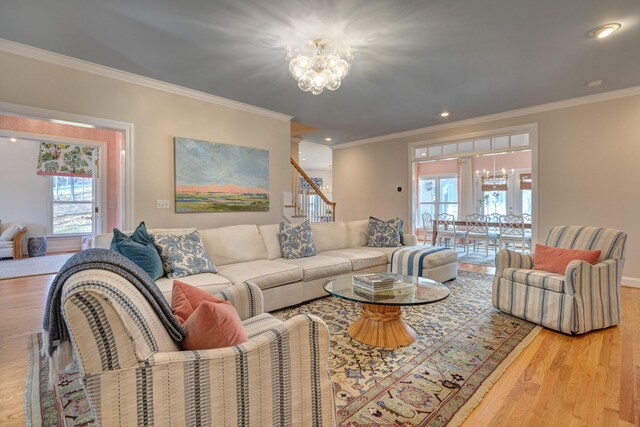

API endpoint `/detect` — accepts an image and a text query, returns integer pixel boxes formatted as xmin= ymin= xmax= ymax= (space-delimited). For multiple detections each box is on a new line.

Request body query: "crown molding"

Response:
xmin=333 ymin=85 xmax=640 ymax=150
xmin=0 ymin=38 xmax=293 ymax=122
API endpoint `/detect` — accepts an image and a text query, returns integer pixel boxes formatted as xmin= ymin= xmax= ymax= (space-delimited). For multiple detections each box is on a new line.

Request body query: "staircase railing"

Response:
xmin=290 ymin=157 xmax=336 ymax=222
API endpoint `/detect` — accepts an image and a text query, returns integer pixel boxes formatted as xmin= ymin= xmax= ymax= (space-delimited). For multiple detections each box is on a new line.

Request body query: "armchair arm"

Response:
xmin=83 ymin=314 xmax=336 ymax=427
xmin=564 ymin=259 xmax=623 ymax=333
xmin=494 ymin=249 xmax=534 ymax=284
xmin=403 ymin=233 xmax=418 ymax=246
xmin=216 ymin=281 xmax=264 ymax=320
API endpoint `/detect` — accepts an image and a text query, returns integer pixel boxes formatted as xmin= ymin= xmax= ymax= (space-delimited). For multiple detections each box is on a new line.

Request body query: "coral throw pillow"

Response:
xmin=180 ymin=300 xmax=248 ymax=350
xmin=533 ymin=244 xmax=601 ymax=275
xmin=171 ymin=280 xmax=247 ymax=350
xmin=171 ymin=279 xmax=221 ymax=323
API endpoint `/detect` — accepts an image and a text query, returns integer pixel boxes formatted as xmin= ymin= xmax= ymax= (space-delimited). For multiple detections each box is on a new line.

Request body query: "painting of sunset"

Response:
xmin=175 ymin=137 xmax=269 ymax=212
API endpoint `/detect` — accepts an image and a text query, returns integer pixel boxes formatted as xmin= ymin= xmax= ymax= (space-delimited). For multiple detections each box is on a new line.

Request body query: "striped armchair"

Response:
xmin=493 ymin=226 xmax=627 ymax=334
xmin=60 ymin=269 xmax=336 ymax=426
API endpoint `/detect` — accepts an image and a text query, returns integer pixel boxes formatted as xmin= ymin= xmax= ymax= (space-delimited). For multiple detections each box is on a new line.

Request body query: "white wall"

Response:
xmin=303 ymin=168 xmax=333 ymax=200
xmin=0 ymin=50 xmax=291 ymax=233
xmin=334 ymin=94 xmax=640 ymax=278
xmin=0 ymin=139 xmax=49 ymax=236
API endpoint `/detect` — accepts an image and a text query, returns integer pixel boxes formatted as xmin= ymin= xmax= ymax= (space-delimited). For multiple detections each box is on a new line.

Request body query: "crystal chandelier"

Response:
xmin=286 ymin=39 xmax=353 ymax=95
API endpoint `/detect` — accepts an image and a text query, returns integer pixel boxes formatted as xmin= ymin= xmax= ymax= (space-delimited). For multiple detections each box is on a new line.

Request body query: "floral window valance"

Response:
xmin=36 ymin=142 xmax=99 ymax=178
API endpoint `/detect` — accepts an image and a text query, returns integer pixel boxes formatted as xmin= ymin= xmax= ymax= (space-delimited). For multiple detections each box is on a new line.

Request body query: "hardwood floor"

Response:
xmin=0 ymin=263 xmax=638 ymax=426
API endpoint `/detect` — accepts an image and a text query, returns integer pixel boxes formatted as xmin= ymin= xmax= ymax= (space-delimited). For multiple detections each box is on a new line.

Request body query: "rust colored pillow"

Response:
xmin=180 ymin=300 xmax=248 ymax=350
xmin=171 ymin=279 xmax=222 ymax=324
xmin=533 ymin=244 xmax=601 ymax=275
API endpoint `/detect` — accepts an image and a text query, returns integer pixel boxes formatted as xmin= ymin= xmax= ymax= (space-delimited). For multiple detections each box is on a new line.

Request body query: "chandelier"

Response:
xmin=286 ymin=39 xmax=353 ymax=95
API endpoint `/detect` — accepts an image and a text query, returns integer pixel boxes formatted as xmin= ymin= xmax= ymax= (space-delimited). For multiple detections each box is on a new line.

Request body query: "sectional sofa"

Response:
xmin=95 ymin=220 xmax=458 ymax=311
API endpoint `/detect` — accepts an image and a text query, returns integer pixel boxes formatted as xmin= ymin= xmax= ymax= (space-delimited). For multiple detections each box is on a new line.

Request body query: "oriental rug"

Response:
xmin=25 ymin=271 xmax=539 ymax=426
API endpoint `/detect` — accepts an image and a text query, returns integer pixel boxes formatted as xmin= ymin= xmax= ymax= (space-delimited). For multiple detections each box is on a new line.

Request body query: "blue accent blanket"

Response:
xmin=42 ymin=248 xmax=185 ymax=358
xmin=390 ymin=246 xmax=449 ymax=276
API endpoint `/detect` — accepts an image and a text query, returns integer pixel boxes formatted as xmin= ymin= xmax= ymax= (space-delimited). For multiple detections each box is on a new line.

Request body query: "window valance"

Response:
xmin=481 ymin=174 xmax=508 ymax=191
xmin=36 ymin=142 xmax=99 ymax=178
xmin=519 ymin=173 xmax=532 ymax=190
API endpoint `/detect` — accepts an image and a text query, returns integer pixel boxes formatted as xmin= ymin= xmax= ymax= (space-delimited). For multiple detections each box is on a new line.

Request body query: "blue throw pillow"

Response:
xmin=110 ymin=222 xmax=165 ymax=280
xmin=367 ymin=217 xmax=403 ymax=247
xmin=279 ymin=221 xmax=317 ymax=259
xmin=151 ymin=231 xmax=217 ymax=279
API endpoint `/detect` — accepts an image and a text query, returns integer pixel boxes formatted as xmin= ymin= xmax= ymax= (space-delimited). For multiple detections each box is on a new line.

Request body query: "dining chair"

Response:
xmin=464 ymin=214 xmax=497 ymax=256
xmin=499 ymin=214 xmax=531 ymax=252
xmin=422 ymin=212 xmax=434 ymax=245
xmin=436 ymin=213 xmax=465 ymax=250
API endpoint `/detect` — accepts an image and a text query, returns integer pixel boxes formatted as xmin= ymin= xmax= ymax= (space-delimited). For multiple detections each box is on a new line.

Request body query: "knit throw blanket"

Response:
xmin=42 ymin=249 xmax=185 ymax=374
xmin=390 ymin=246 xmax=449 ymax=276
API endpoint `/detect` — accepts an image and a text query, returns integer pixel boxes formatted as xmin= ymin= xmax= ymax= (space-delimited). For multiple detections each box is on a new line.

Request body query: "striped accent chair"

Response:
xmin=60 ymin=269 xmax=336 ymax=426
xmin=493 ymin=226 xmax=627 ymax=334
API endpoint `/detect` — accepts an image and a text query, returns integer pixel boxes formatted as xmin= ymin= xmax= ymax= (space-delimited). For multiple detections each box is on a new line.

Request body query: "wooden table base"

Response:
xmin=347 ymin=304 xmax=416 ymax=349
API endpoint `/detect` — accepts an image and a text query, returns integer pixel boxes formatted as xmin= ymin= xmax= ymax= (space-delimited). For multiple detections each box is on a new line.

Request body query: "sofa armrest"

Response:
xmin=83 ymin=314 xmax=336 ymax=426
xmin=493 ymin=249 xmax=534 ymax=285
xmin=216 ymin=281 xmax=264 ymax=320
xmin=403 ymin=233 xmax=418 ymax=247
xmin=564 ymin=259 xmax=623 ymax=333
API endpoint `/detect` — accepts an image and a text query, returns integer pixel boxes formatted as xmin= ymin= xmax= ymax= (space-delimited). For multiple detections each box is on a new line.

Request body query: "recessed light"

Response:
xmin=302 ymin=158 xmax=306 ymax=161
xmin=421 ymin=153 xmax=426 ymax=156
xmin=299 ymin=151 xmax=302 ymax=153
xmin=440 ymin=111 xmax=450 ymax=118
xmin=587 ymin=79 xmax=603 ymax=88
xmin=589 ymin=23 xmax=621 ymax=39
xmin=324 ymin=137 xmax=332 ymax=142
xmin=9 ymin=137 xmax=17 ymax=142
xmin=50 ymin=119 xmax=96 ymax=128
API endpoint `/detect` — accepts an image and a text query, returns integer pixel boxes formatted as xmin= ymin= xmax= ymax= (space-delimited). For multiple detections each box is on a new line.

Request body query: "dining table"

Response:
xmin=431 ymin=220 xmax=532 ymax=243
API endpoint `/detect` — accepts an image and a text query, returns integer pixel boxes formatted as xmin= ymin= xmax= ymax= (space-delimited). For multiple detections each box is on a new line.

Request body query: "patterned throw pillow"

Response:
xmin=151 ymin=231 xmax=217 ymax=278
xmin=279 ymin=221 xmax=317 ymax=259
xmin=367 ymin=217 xmax=403 ymax=247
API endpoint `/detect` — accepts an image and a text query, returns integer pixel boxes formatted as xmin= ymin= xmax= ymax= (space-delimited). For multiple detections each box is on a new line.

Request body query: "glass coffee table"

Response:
xmin=323 ymin=273 xmax=450 ymax=349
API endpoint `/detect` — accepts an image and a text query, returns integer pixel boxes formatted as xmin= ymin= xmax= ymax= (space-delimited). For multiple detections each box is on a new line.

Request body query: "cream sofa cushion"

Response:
xmin=364 ymin=246 xmax=399 ymax=263
xmin=199 ymin=225 xmax=267 ymax=266
xmin=258 ymin=224 xmax=282 ymax=260
xmin=310 ymin=222 xmax=350 ymax=252
xmin=279 ymin=255 xmax=352 ymax=281
xmin=155 ymin=273 xmax=232 ymax=302
xmin=319 ymin=249 xmax=388 ymax=271
xmin=346 ymin=220 xmax=368 ymax=247
xmin=216 ymin=260 xmax=303 ymax=290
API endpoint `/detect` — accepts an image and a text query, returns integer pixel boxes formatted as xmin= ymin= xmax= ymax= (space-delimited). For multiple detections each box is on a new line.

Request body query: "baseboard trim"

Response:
xmin=622 ymin=276 xmax=640 ymax=288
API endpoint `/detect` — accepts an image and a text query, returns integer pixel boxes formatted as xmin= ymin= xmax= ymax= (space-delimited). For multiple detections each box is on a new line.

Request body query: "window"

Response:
xmin=51 ymin=176 xmax=94 ymax=235
xmin=522 ymin=189 xmax=532 ymax=215
xmin=417 ymin=175 xmax=458 ymax=225
xmin=483 ymin=190 xmax=507 ymax=215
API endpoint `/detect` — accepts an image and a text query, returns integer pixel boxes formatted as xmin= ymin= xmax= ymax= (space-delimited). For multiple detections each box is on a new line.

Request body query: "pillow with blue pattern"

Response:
xmin=151 ymin=231 xmax=217 ymax=279
xmin=279 ymin=221 xmax=317 ymax=259
xmin=367 ymin=217 xmax=403 ymax=247
xmin=110 ymin=222 xmax=164 ymax=280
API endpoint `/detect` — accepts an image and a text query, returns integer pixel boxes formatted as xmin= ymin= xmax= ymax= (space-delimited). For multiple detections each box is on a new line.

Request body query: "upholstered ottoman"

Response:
xmin=390 ymin=246 xmax=458 ymax=282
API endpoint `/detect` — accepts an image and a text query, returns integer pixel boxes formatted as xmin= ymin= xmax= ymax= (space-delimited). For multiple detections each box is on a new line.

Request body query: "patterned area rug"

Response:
xmin=457 ymin=252 xmax=496 ymax=267
xmin=25 ymin=271 xmax=539 ymax=426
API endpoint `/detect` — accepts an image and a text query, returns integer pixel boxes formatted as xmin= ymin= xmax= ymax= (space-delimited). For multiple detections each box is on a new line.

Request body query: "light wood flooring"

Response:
xmin=0 ymin=263 xmax=638 ymax=426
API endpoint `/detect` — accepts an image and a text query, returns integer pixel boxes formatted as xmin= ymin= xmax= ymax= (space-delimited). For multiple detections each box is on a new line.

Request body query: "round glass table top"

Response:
xmin=323 ymin=273 xmax=450 ymax=306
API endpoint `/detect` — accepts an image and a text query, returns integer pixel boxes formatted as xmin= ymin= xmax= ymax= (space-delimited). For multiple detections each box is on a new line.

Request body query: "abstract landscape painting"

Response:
xmin=175 ymin=137 xmax=269 ymax=212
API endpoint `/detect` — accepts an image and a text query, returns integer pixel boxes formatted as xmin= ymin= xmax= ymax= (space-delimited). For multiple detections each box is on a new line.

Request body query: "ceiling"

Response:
xmin=1 ymin=0 xmax=639 ymax=145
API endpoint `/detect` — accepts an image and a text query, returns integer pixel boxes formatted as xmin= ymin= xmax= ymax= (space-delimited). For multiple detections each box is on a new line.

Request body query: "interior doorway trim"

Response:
xmin=0 ymin=101 xmax=135 ymax=230
xmin=408 ymin=123 xmax=539 ymax=246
